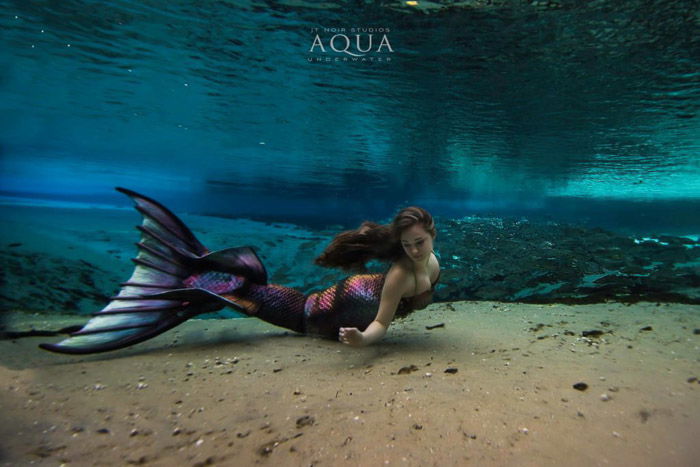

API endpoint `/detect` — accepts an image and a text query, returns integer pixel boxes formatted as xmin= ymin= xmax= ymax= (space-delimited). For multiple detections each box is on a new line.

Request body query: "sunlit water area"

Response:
xmin=1 ymin=0 xmax=698 ymax=230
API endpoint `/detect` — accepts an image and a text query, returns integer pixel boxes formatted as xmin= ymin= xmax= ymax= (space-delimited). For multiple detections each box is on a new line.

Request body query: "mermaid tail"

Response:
xmin=39 ymin=188 xmax=268 ymax=354
xmin=40 ymin=188 xmax=385 ymax=355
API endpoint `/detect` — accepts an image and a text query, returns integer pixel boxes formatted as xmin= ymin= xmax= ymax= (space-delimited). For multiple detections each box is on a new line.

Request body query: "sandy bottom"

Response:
xmin=1 ymin=301 xmax=699 ymax=466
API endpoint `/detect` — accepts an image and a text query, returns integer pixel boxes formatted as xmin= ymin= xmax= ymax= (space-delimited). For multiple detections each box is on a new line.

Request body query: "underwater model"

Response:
xmin=40 ymin=188 xmax=441 ymax=354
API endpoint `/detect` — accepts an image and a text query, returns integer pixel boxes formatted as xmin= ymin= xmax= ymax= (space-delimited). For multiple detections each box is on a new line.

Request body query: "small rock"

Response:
xmin=194 ymin=457 xmax=215 ymax=466
xmin=397 ymin=365 xmax=418 ymax=375
xmin=296 ymin=415 xmax=315 ymax=428
xmin=600 ymin=393 xmax=611 ymax=401
xmin=639 ymin=409 xmax=651 ymax=422
xmin=172 ymin=428 xmax=181 ymax=436
xmin=96 ymin=428 xmax=110 ymax=434
xmin=130 ymin=429 xmax=139 ymax=437
xmin=582 ymin=330 xmax=604 ymax=338
xmin=693 ymin=329 xmax=700 ymax=335
xmin=258 ymin=441 xmax=277 ymax=456
xmin=412 ymin=423 xmax=423 ymax=430
xmin=687 ymin=377 xmax=698 ymax=383
xmin=444 ymin=367 xmax=458 ymax=374
xmin=640 ymin=326 xmax=653 ymax=332
xmin=573 ymin=382 xmax=588 ymax=391
xmin=130 ymin=455 xmax=150 ymax=465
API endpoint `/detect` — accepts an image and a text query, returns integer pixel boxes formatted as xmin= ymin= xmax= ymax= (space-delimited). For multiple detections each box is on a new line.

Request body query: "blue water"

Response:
xmin=1 ymin=0 xmax=699 ymax=232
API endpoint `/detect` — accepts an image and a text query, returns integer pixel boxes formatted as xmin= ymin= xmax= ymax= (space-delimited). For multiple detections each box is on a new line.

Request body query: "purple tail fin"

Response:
xmin=39 ymin=188 xmax=266 ymax=355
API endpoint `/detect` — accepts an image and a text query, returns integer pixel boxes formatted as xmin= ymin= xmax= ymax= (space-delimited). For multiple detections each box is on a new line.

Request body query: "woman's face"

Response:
xmin=400 ymin=224 xmax=434 ymax=263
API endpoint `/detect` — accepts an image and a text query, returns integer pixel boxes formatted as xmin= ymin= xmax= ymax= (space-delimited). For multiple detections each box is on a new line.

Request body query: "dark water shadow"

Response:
xmin=1 ymin=324 xmax=456 ymax=371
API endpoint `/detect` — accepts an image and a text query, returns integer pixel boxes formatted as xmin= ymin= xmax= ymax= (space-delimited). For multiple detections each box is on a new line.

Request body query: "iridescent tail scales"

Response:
xmin=303 ymin=274 xmax=385 ymax=337
xmin=39 ymin=188 xmax=268 ymax=355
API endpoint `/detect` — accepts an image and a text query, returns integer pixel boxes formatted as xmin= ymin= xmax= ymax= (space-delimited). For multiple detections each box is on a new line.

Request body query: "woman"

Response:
xmin=324 ymin=209 xmax=440 ymax=347
xmin=40 ymin=188 xmax=440 ymax=355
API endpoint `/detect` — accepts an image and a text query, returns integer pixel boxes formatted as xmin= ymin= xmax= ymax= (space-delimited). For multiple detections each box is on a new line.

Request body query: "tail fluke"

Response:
xmin=39 ymin=188 xmax=266 ymax=355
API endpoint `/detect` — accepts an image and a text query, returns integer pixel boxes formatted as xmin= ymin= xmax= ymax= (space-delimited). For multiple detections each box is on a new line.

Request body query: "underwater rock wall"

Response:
xmin=0 ymin=248 xmax=119 ymax=314
xmin=1 ymin=217 xmax=698 ymax=315
xmin=436 ymin=217 xmax=700 ymax=304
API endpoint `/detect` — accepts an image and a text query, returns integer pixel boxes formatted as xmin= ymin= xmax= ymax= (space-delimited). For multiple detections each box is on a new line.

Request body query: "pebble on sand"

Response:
xmin=296 ymin=415 xmax=315 ymax=428
xmin=398 ymin=365 xmax=419 ymax=375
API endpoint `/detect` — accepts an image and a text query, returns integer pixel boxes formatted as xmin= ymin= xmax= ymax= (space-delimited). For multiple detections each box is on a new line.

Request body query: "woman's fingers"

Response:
xmin=338 ymin=327 xmax=359 ymax=344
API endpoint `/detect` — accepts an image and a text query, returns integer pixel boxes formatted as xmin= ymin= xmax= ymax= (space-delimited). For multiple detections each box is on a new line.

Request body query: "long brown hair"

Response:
xmin=315 ymin=206 xmax=436 ymax=272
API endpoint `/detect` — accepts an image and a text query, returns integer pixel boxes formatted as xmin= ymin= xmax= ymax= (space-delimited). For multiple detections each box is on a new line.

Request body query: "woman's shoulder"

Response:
xmin=387 ymin=258 xmax=413 ymax=279
xmin=384 ymin=261 xmax=414 ymax=298
xmin=430 ymin=251 xmax=440 ymax=273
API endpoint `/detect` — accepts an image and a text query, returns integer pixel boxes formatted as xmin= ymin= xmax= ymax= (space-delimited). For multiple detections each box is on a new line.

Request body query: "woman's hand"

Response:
xmin=339 ymin=327 xmax=365 ymax=347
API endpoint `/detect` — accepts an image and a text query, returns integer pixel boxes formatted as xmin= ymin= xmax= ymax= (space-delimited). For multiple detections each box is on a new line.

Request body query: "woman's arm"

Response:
xmin=339 ymin=266 xmax=407 ymax=347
